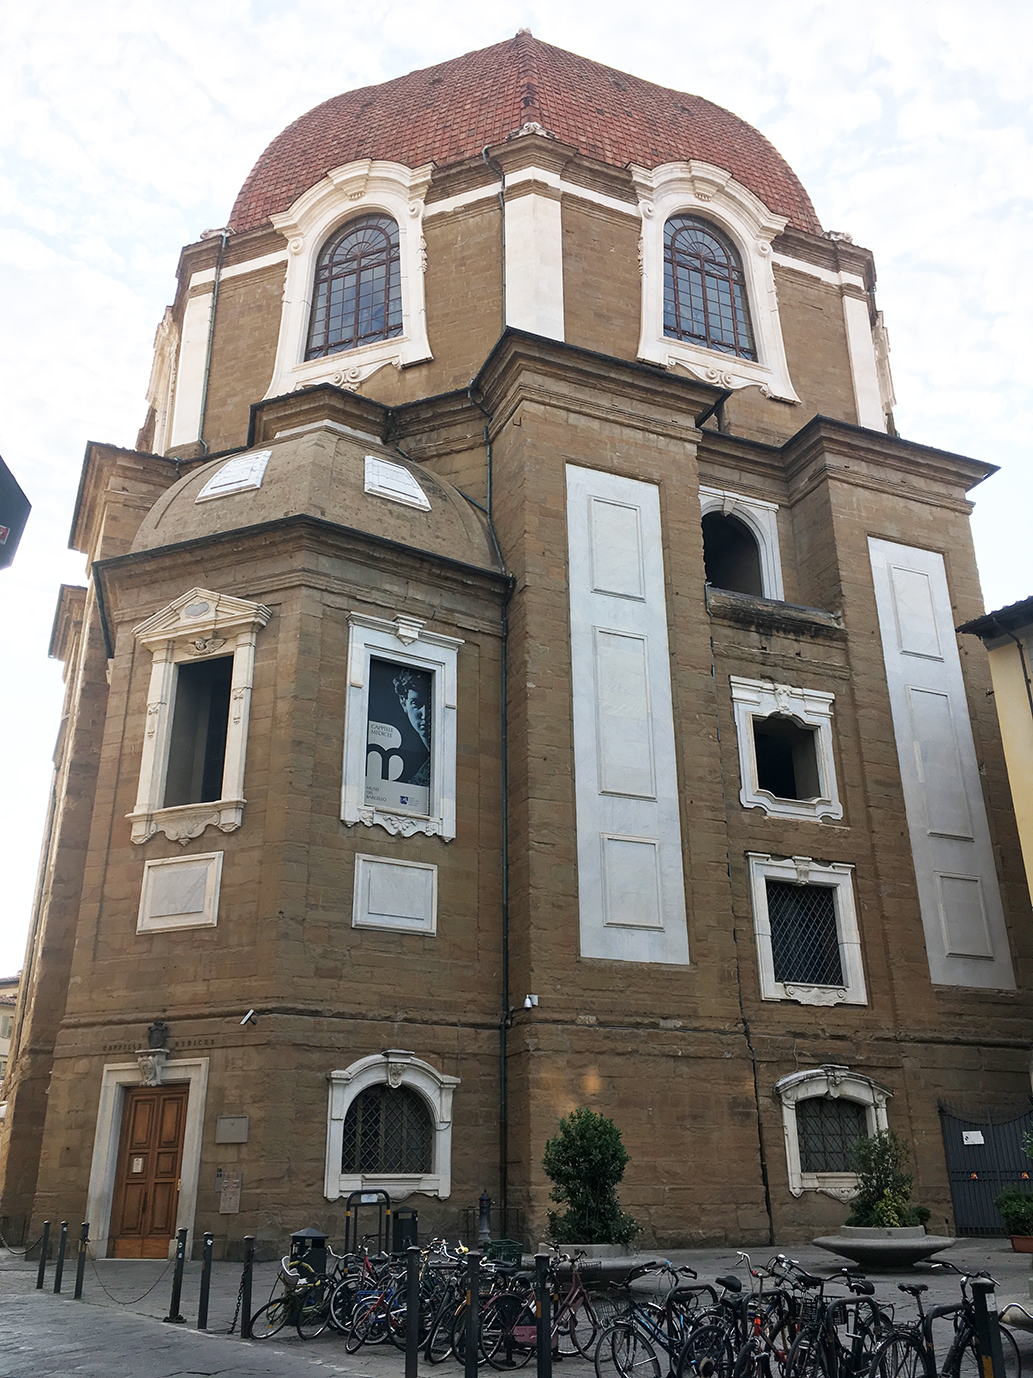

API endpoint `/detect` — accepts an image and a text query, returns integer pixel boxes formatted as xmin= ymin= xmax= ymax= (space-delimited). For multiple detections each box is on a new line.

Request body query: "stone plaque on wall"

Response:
xmin=219 ymin=1170 xmax=242 ymax=1213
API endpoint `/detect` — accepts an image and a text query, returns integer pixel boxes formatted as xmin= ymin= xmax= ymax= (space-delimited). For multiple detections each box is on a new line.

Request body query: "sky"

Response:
xmin=1 ymin=0 xmax=1031 ymax=976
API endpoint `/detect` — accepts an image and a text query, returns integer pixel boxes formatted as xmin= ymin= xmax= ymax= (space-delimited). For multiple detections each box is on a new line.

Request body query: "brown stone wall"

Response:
xmin=203 ymin=264 xmax=285 ymax=454
xmin=561 ymin=199 xmax=640 ymax=360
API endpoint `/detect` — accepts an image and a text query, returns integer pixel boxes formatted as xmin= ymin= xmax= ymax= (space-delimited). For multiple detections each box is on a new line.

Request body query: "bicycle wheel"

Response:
xmin=427 ymin=1301 xmax=461 ymax=1363
xmin=867 ymin=1332 xmax=926 ymax=1378
xmin=345 ymin=1297 xmax=386 ymax=1353
xmin=557 ymin=1292 xmax=601 ymax=1357
xmin=483 ymin=1291 xmax=537 ymax=1370
xmin=733 ymin=1337 xmax=777 ymax=1378
xmin=946 ymin=1323 xmax=1021 ymax=1378
xmin=329 ymin=1278 xmax=356 ymax=1334
xmin=249 ymin=1297 xmax=291 ymax=1340
xmin=677 ymin=1323 xmax=736 ymax=1378
xmin=595 ymin=1322 xmax=662 ymax=1378
xmin=785 ymin=1331 xmax=833 ymax=1378
xmin=297 ymin=1289 xmax=330 ymax=1339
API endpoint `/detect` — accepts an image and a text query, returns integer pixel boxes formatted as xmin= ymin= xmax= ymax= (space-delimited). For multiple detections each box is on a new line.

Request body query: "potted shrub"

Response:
xmin=995 ymin=1188 xmax=1033 ymax=1250
xmin=542 ymin=1107 xmax=639 ymax=1251
xmin=845 ymin=1129 xmax=932 ymax=1229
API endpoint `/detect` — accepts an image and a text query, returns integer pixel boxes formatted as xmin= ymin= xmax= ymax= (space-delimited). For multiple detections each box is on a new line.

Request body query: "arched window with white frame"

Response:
xmin=306 ymin=214 xmax=403 ymax=360
xmin=664 ymin=214 xmax=756 ymax=360
xmin=775 ymin=1066 xmax=890 ymax=1199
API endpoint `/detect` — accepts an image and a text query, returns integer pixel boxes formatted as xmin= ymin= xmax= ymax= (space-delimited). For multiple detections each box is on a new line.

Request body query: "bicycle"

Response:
xmin=250 ymin=1255 xmax=333 ymax=1340
xmin=867 ymin=1264 xmax=1020 ymax=1378
xmin=594 ymin=1261 xmax=720 ymax=1378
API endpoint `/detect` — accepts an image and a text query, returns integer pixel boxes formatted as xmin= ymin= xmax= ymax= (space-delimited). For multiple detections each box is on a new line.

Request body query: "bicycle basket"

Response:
xmin=591 ymin=1286 xmax=636 ymax=1327
xmin=484 ymin=1239 xmax=524 ymax=1265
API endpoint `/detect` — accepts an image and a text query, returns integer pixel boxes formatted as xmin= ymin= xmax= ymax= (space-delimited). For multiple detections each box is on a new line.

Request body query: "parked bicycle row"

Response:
xmin=247 ymin=1234 xmax=1023 ymax=1378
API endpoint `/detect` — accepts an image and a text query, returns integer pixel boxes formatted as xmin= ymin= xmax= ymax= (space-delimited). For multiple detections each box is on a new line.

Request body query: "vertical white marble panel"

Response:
xmin=594 ymin=630 xmax=655 ymax=798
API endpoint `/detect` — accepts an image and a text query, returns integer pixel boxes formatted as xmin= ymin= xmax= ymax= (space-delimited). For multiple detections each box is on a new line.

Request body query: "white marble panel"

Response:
xmin=595 ymin=630 xmax=655 ymax=798
xmin=602 ymin=835 xmax=663 ymax=929
xmin=890 ymin=565 xmax=942 ymax=659
xmin=590 ymin=499 xmax=645 ymax=600
xmin=353 ymin=855 xmax=437 ymax=935
xmin=907 ymin=687 xmax=973 ymax=838
xmin=936 ymin=873 xmax=993 ymax=959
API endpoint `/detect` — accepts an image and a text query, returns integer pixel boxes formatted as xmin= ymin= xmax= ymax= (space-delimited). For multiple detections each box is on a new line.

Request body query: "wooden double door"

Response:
xmin=110 ymin=1085 xmax=187 ymax=1258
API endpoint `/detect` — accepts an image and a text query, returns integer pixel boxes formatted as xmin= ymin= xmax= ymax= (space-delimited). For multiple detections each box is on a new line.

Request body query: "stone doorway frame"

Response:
xmin=85 ymin=1057 xmax=209 ymax=1258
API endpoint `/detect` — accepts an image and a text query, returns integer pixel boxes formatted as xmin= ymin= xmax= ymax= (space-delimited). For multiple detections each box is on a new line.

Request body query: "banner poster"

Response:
xmin=365 ymin=658 xmax=432 ymax=813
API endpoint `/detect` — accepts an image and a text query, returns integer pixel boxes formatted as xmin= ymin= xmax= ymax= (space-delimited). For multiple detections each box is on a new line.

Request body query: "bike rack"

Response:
xmin=343 ymin=1187 xmax=393 ymax=1256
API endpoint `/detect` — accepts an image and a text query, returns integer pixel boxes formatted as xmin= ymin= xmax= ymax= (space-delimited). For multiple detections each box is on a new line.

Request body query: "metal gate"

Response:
xmin=939 ymin=1100 xmax=1033 ymax=1235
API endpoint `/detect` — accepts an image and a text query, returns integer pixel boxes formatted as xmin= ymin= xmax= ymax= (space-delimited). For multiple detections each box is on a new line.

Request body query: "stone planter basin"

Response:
xmin=813 ymin=1225 xmax=957 ymax=1269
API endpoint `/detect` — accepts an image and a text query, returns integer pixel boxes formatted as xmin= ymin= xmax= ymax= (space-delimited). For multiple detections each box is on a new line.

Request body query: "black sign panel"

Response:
xmin=365 ymin=658 xmax=432 ymax=814
xmin=0 ymin=456 xmax=30 ymax=570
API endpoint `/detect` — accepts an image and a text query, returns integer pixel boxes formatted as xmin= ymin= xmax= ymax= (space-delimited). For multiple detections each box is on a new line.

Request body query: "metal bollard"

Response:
xmin=35 ymin=1221 xmax=50 ymax=1290
xmin=535 ymin=1253 xmax=553 ymax=1378
xmin=53 ymin=1222 xmax=68 ymax=1294
xmin=405 ymin=1244 xmax=420 ymax=1378
xmin=478 ymin=1190 xmax=492 ymax=1246
xmin=971 ymin=1278 xmax=1007 ymax=1378
xmin=197 ymin=1232 xmax=214 ymax=1330
xmin=163 ymin=1227 xmax=188 ymax=1323
xmin=465 ymin=1251 xmax=482 ymax=1378
xmin=240 ymin=1236 xmax=255 ymax=1340
xmin=73 ymin=1223 xmax=89 ymax=1300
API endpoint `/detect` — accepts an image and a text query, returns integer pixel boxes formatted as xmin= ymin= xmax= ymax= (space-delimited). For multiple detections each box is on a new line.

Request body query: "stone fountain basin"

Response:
xmin=813 ymin=1225 xmax=957 ymax=1269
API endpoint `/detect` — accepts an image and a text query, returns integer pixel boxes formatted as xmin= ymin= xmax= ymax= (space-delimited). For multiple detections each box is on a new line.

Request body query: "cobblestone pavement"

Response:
xmin=3 ymin=1240 xmax=1033 ymax=1378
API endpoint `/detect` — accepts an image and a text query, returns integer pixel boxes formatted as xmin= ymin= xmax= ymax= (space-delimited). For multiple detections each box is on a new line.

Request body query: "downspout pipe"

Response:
xmin=196 ymin=228 xmax=230 ymax=455
xmin=482 ymin=148 xmax=506 ymax=331
xmin=994 ymin=621 xmax=1033 ymax=725
xmin=468 ymin=382 xmax=511 ymax=1223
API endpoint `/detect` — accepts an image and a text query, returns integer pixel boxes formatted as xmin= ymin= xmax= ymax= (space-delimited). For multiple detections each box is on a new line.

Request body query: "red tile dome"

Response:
xmin=230 ymin=33 xmax=821 ymax=235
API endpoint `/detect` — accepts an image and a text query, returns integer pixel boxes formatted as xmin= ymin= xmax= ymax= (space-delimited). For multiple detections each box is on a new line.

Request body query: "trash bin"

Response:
xmin=393 ymin=1208 xmax=418 ymax=1252
xmin=290 ymin=1226 xmax=328 ymax=1276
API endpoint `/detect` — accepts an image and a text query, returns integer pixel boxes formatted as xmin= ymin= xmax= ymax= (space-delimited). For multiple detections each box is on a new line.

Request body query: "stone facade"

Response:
xmin=2 ymin=35 xmax=1029 ymax=1259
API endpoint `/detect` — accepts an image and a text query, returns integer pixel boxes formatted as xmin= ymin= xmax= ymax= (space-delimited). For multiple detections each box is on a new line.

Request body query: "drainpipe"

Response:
xmin=468 ymin=383 xmax=512 ymax=1223
xmin=196 ymin=228 xmax=230 ymax=455
xmin=994 ymin=621 xmax=1033 ymax=725
xmin=482 ymin=148 xmax=506 ymax=332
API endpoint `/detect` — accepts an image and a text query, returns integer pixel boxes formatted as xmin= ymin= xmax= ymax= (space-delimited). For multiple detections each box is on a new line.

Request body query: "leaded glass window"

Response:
xmin=307 ymin=215 xmax=403 ymax=359
xmin=663 ymin=215 xmax=756 ymax=359
xmin=796 ymin=1096 xmax=868 ymax=1173
xmin=341 ymin=1085 xmax=432 ymax=1174
xmin=767 ymin=881 xmax=844 ymax=987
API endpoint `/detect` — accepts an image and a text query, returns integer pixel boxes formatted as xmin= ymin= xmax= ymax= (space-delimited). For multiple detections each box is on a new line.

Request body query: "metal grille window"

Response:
xmin=767 ymin=881 xmax=844 ymax=987
xmin=797 ymin=1096 xmax=868 ymax=1173
xmin=663 ymin=215 xmax=756 ymax=359
xmin=307 ymin=215 xmax=403 ymax=359
xmin=341 ymin=1084 xmax=432 ymax=1174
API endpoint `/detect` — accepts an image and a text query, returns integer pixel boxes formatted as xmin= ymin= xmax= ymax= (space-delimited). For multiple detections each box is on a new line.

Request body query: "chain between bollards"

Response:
xmin=971 ymin=1278 xmax=1007 ymax=1378
xmin=163 ymin=1227 xmax=188 ymax=1323
xmin=465 ymin=1251 xmax=482 ymax=1378
xmin=535 ymin=1253 xmax=553 ymax=1378
xmin=53 ymin=1222 xmax=68 ymax=1294
xmin=405 ymin=1244 xmax=420 ymax=1378
xmin=240 ymin=1236 xmax=255 ymax=1339
xmin=73 ymin=1223 xmax=89 ymax=1300
xmin=35 ymin=1221 xmax=50 ymax=1290
xmin=197 ymin=1231 xmax=214 ymax=1330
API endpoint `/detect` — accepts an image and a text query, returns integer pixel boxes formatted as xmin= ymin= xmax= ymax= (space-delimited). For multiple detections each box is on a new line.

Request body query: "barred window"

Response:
xmin=796 ymin=1096 xmax=868 ymax=1173
xmin=767 ymin=881 xmax=844 ymax=987
xmin=341 ymin=1084 xmax=432 ymax=1174
xmin=307 ymin=215 xmax=403 ymax=360
xmin=663 ymin=215 xmax=756 ymax=359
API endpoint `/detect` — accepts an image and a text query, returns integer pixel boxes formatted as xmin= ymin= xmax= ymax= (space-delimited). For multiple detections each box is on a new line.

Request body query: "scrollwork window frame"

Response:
xmin=774 ymin=1065 xmax=890 ymax=1199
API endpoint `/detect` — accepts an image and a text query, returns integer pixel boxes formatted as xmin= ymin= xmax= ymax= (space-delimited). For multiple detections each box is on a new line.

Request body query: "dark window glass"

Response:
xmin=767 ymin=881 xmax=844 ymax=987
xmin=753 ymin=716 xmax=820 ymax=800
xmin=163 ymin=656 xmax=232 ymax=807
xmin=797 ymin=1096 xmax=868 ymax=1173
xmin=306 ymin=214 xmax=403 ymax=359
xmin=365 ymin=658 xmax=432 ymax=815
xmin=341 ymin=1085 xmax=432 ymax=1174
xmin=701 ymin=511 xmax=763 ymax=595
xmin=664 ymin=215 xmax=756 ymax=359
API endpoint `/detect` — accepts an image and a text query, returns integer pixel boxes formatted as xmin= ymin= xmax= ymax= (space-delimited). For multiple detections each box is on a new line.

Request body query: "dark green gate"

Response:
xmin=939 ymin=1100 xmax=1033 ymax=1235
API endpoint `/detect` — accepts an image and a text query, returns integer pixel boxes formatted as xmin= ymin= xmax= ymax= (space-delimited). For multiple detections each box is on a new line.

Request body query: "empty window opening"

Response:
xmin=796 ymin=1096 xmax=868 ymax=1173
xmin=753 ymin=715 xmax=820 ymax=800
xmin=163 ymin=656 xmax=232 ymax=807
xmin=702 ymin=512 xmax=763 ymax=595
xmin=767 ymin=881 xmax=844 ymax=987
xmin=341 ymin=1084 xmax=432 ymax=1174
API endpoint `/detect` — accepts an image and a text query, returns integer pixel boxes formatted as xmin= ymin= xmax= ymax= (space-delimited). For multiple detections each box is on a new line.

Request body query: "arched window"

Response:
xmin=306 ymin=214 xmax=403 ymax=360
xmin=702 ymin=511 xmax=763 ymax=595
xmin=341 ymin=1084 xmax=432 ymax=1175
xmin=663 ymin=216 xmax=756 ymax=359
xmin=774 ymin=1066 xmax=890 ymax=1199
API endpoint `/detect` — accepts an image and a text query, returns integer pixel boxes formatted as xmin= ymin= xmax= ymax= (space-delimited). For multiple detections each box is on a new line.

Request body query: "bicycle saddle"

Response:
xmin=715 ymin=1275 xmax=742 ymax=1292
xmin=796 ymin=1272 xmax=825 ymax=1289
xmin=849 ymin=1281 xmax=875 ymax=1296
xmin=898 ymin=1283 xmax=928 ymax=1296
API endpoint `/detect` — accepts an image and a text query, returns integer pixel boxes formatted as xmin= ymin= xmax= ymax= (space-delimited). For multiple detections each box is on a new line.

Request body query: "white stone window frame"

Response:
xmin=342 ymin=613 xmax=462 ymax=841
xmin=137 ymin=851 xmax=223 ymax=933
xmin=631 ymin=161 xmax=800 ymax=404
xmin=699 ymin=486 xmax=784 ymax=601
xmin=748 ymin=852 xmax=866 ymax=1006
xmin=267 ymin=159 xmax=434 ymax=399
xmin=731 ymin=678 xmax=842 ymax=822
xmin=774 ymin=1065 xmax=890 ymax=1200
xmin=128 ymin=588 xmax=271 ymax=845
xmin=325 ymin=1050 xmax=460 ymax=1202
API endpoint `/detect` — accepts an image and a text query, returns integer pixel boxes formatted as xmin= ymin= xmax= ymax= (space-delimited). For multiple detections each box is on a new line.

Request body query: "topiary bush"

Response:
xmin=844 ymin=1129 xmax=930 ymax=1228
xmin=542 ymin=1107 xmax=640 ymax=1246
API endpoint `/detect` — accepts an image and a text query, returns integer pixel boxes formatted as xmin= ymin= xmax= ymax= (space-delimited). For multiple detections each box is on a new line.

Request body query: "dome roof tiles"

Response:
xmin=230 ymin=34 xmax=820 ymax=235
